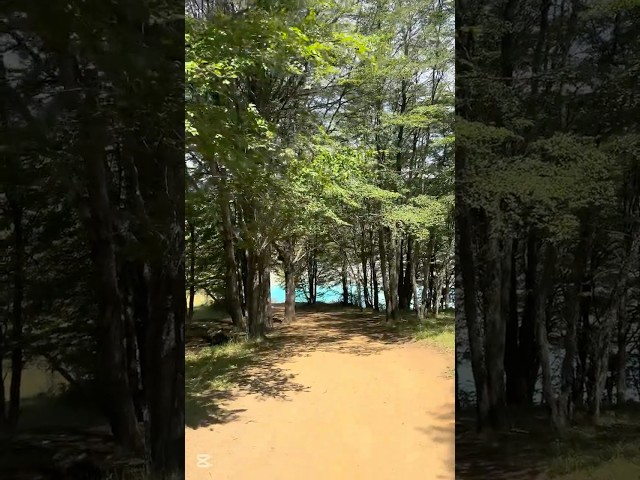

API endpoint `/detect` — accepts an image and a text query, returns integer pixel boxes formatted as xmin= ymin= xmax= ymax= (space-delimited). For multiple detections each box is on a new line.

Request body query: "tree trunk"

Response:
xmin=518 ymin=231 xmax=540 ymax=405
xmin=8 ymin=197 xmax=25 ymax=428
xmin=355 ymin=264 xmax=363 ymax=309
xmin=239 ymin=249 xmax=249 ymax=318
xmin=379 ymin=227 xmax=392 ymax=321
xmin=123 ymin=277 xmax=144 ymax=422
xmin=187 ymin=221 xmax=196 ymax=322
xmin=421 ymin=237 xmax=434 ymax=317
xmin=361 ymin=226 xmax=372 ymax=308
xmin=457 ymin=205 xmax=490 ymax=431
xmin=281 ymin=241 xmax=297 ymax=323
xmin=378 ymin=227 xmax=393 ymax=322
xmin=400 ymin=236 xmax=414 ymax=310
xmin=388 ymin=230 xmax=401 ymax=322
xmin=341 ymin=261 xmax=349 ymax=305
xmin=616 ymin=289 xmax=628 ymax=405
xmin=82 ymin=108 xmax=143 ymax=455
xmin=307 ymin=245 xmax=317 ymax=304
xmin=145 ymin=259 xmax=185 ymax=477
xmin=482 ymin=226 xmax=507 ymax=430
xmin=260 ymin=248 xmax=273 ymax=330
xmin=370 ymin=229 xmax=379 ymax=311
xmin=412 ymin=243 xmax=423 ymax=321
xmin=246 ymin=249 xmax=266 ymax=340
xmin=131 ymin=137 xmax=185 ymax=476
xmin=505 ymin=239 xmax=520 ymax=405
xmin=535 ymin=244 xmax=566 ymax=431
xmin=0 ymin=354 xmax=6 ymax=429
xmin=216 ymin=164 xmax=245 ymax=330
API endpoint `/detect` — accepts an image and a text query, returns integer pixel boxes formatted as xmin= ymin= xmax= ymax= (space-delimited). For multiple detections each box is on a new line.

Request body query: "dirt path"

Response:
xmin=186 ymin=307 xmax=454 ymax=480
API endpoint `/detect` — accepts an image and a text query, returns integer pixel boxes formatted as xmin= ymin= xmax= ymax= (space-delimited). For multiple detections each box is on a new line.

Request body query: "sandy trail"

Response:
xmin=186 ymin=307 xmax=454 ymax=480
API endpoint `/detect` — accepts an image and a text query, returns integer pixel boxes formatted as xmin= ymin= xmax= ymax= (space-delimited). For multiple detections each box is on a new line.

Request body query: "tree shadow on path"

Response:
xmin=186 ymin=304 xmax=440 ymax=429
xmin=416 ymin=402 xmax=456 ymax=480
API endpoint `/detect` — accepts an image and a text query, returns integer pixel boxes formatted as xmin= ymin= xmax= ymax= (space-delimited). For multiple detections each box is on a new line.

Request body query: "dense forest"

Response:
xmin=1 ymin=1 xmax=183 ymax=478
xmin=457 ymin=0 xmax=640 ymax=433
xmin=185 ymin=0 xmax=455 ymax=336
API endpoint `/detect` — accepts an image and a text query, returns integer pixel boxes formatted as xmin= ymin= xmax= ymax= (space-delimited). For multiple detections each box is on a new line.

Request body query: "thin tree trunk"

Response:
xmin=280 ymin=241 xmax=297 ymax=323
xmin=482 ymin=226 xmax=507 ymax=430
xmin=187 ymin=221 xmax=196 ymax=321
xmin=616 ymin=289 xmax=628 ymax=405
xmin=216 ymin=164 xmax=245 ymax=330
xmin=261 ymin=248 xmax=273 ymax=330
xmin=519 ymin=231 xmax=540 ymax=405
xmin=379 ymin=227 xmax=391 ymax=321
xmin=505 ymin=239 xmax=520 ymax=405
xmin=361 ymin=226 xmax=371 ymax=308
xmin=457 ymin=204 xmax=490 ymax=430
xmin=401 ymin=236 xmax=415 ymax=310
xmin=341 ymin=261 xmax=349 ymax=305
xmin=82 ymin=108 xmax=143 ymax=454
xmin=388 ymin=230 xmax=401 ymax=322
xmin=0 ymin=346 xmax=6 ymax=429
xmin=307 ymin=244 xmax=317 ymax=304
xmin=246 ymin=249 xmax=266 ymax=340
xmin=535 ymin=244 xmax=566 ymax=430
xmin=370 ymin=229 xmax=379 ymax=311
xmin=412 ymin=243 xmax=423 ymax=321
xmin=421 ymin=236 xmax=434 ymax=316
xmin=8 ymin=197 xmax=24 ymax=428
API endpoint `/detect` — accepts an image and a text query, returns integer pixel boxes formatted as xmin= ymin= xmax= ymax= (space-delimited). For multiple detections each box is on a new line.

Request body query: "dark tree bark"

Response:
xmin=361 ymin=226 xmax=372 ymax=308
xmin=412 ymin=242 xmax=424 ymax=321
xmin=7 ymin=195 xmax=24 ymax=429
xmin=421 ymin=236 xmax=434 ymax=317
xmin=457 ymin=204 xmax=490 ymax=430
xmin=187 ymin=220 xmax=196 ymax=322
xmin=306 ymin=244 xmax=317 ymax=304
xmin=278 ymin=240 xmax=297 ymax=323
xmin=616 ymin=290 xmax=628 ymax=405
xmin=482 ymin=221 xmax=507 ymax=430
xmin=537 ymin=244 xmax=565 ymax=430
xmin=341 ymin=261 xmax=350 ymax=306
xmin=259 ymin=247 xmax=273 ymax=330
xmin=505 ymin=239 xmax=521 ymax=405
xmin=370 ymin=229 xmax=379 ymax=311
xmin=388 ymin=230 xmax=401 ymax=322
xmin=215 ymin=163 xmax=245 ymax=330
xmin=379 ymin=227 xmax=392 ymax=321
xmin=80 ymin=93 xmax=143 ymax=454
xmin=239 ymin=249 xmax=249 ymax=317
xmin=400 ymin=236 xmax=415 ymax=310
xmin=518 ymin=232 xmax=540 ymax=405
xmin=246 ymin=249 xmax=267 ymax=340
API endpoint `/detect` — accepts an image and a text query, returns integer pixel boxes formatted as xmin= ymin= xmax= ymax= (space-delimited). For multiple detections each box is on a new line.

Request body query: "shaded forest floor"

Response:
xmin=185 ymin=303 xmax=455 ymax=480
xmin=0 ymin=392 xmax=146 ymax=479
xmin=456 ymin=404 xmax=640 ymax=479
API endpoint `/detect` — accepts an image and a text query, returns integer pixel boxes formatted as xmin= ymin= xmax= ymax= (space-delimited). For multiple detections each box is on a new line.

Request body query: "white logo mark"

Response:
xmin=197 ymin=454 xmax=212 ymax=468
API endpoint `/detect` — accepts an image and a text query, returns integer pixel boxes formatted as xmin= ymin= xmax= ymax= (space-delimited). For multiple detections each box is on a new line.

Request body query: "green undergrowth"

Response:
xmin=546 ymin=409 xmax=640 ymax=479
xmin=392 ymin=310 xmax=455 ymax=352
xmin=186 ymin=340 xmax=257 ymax=392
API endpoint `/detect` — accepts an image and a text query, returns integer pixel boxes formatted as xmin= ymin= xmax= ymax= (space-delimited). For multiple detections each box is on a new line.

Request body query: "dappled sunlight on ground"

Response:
xmin=186 ymin=304 xmax=455 ymax=480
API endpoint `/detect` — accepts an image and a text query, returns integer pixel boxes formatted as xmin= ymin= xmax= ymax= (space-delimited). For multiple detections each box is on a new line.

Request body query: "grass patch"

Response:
xmin=185 ymin=339 xmax=261 ymax=427
xmin=457 ymin=405 xmax=640 ymax=479
xmin=551 ymin=458 xmax=640 ymax=480
xmin=545 ymin=415 xmax=640 ymax=478
xmin=186 ymin=341 xmax=256 ymax=393
xmin=191 ymin=303 xmax=229 ymax=323
xmin=394 ymin=310 xmax=455 ymax=352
